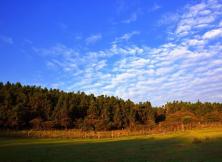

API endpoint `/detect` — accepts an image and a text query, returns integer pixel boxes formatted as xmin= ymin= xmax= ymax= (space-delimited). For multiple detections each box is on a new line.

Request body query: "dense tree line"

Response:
xmin=0 ymin=82 xmax=222 ymax=130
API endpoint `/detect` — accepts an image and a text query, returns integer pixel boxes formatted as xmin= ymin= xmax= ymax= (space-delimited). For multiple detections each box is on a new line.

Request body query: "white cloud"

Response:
xmin=113 ymin=31 xmax=140 ymax=44
xmin=92 ymin=60 xmax=107 ymax=71
xmin=58 ymin=22 xmax=68 ymax=30
xmin=50 ymin=82 xmax=65 ymax=89
xmin=186 ymin=38 xmax=205 ymax=46
xmin=203 ymin=28 xmax=222 ymax=39
xmin=219 ymin=21 xmax=222 ymax=27
xmin=122 ymin=13 xmax=137 ymax=24
xmin=119 ymin=31 xmax=139 ymax=41
xmin=85 ymin=33 xmax=102 ymax=45
xmin=150 ymin=4 xmax=161 ymax=12
xmin=158 ymin=13 xmax=179 ymax=26
xmin=0 ymin=35 xmax=13 ymax=44
xmin=170 ymin=0 xmax=222 ymax=38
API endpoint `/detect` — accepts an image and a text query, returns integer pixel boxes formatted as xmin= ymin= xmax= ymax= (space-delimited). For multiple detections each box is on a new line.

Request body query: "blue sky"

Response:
xmin=0 ymin=0 xmax=222 ymax=106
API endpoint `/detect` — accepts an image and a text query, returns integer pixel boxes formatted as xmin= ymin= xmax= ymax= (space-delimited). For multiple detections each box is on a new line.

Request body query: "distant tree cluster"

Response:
xmin=0 ymin=82 xmax=222 ymax=130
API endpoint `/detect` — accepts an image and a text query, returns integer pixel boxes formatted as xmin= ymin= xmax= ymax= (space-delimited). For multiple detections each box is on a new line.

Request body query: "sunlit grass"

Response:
xmin=1 ymin=127 xmax=222 ymax=162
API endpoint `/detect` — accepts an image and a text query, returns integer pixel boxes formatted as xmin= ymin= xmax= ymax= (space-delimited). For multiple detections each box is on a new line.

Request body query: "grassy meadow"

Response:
xmin=1 ymin=127 xmax=222 ymax=162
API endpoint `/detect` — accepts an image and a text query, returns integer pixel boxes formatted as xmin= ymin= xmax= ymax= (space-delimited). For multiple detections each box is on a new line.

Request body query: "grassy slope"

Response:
xmin=1 ymin=128 xmax=222 ymax=162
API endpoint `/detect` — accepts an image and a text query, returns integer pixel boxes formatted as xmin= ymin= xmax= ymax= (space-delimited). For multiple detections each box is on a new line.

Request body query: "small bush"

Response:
xmin=29 ymin=118 xmax=42 ymax=130
xmin=192 ymin=137 xmax=202 ymax=144
xmin=205 ymin=136 xmax=210 ymax=142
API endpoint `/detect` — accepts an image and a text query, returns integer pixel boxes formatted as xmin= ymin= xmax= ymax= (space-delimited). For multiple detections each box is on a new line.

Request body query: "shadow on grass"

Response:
xmin=1 ymin=136 xmax=222 ymax=162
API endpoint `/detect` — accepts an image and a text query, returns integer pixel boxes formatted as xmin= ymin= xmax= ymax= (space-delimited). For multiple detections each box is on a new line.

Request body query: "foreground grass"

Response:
xmin=1 ymin=128 xmax=222 ymax=162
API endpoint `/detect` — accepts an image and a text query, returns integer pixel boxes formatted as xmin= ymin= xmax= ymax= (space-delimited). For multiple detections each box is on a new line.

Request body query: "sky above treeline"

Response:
xmin=0 ymin=0 xmax=222 ymax=106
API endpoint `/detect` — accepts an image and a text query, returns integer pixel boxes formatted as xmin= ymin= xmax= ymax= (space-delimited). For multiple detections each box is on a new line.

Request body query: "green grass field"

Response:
xmin=1 ymin=128 xmax=222 ymax=162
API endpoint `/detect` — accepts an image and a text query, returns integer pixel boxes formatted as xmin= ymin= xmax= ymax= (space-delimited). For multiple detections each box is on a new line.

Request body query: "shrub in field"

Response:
xmin=192 ymin=138 xmax=202 ymax=144
xmin=41 ymin=121 xmax=56 ymax=129
xmin=205 ymin=136 xmax=210 ymax=142
xmin=29 ymin=118 xmax=42 ymax=130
